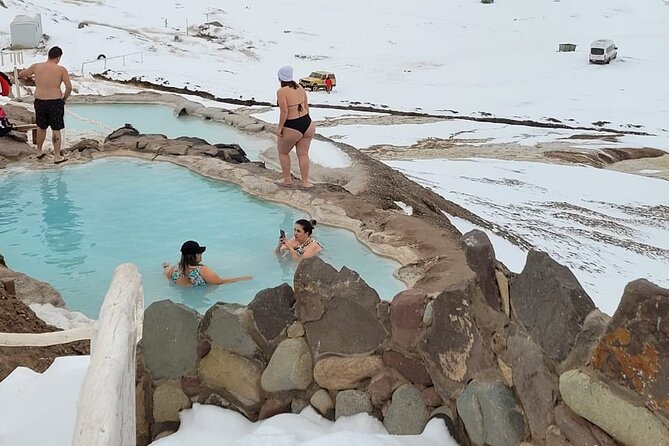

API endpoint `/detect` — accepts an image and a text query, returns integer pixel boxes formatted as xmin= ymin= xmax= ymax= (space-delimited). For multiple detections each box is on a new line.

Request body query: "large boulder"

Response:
xmin=456 ymin=378 xmax=527 ymax=446
xmin=162 ymin=141 xmax=190 ymax=156
xmin=248 ymin=283 xmax=296 ymax=344
xmin=104 ymin=124 xmax=139 ymax=142
xmin=199 ymin=346 xmax=263 ymax=406
xmin=461 ymin=230 xmax=502 ymax=311
xmin=510 ymin=250 xmax=596 ymax=362
xmin=68 ymin=138 xmax=100 ymax=153
xmin=200 ymin=303 xmax=259 ymax=358
xmin=143 ymin=300 xmax=199 ymax=379
xmin=304 ymin=295 xmax=387 ymax=356
xmin=313 ymin=355 xmax=383 ymax=390
xmin=389 ymin=288 xmax=428 ymax=350
xmin=0 ymin=136 xmax=32 ymax=159
xmin=560 ymin=368 xmax=669 ymax=446
xmin=0 ymin=265 xmax=65 ymax=307
xmin=260 ymin=338 xmax=313 ymax=392
xmin=419 ymin=281 xmax=495 ymax=389
xmin=507 ymin=326 xmax=559 ymax=443
xmin=212 ymin=143 xmax=249 ymax=163
xmin=294 ymin=257 xmax=380 ymax=322
xmin=299 ymin=260 xmax=386 ymax=357
xmin=383 ymin=384 xmax=430 ymax=435
xmin=590 ymin=279 xmax=669 ymax=418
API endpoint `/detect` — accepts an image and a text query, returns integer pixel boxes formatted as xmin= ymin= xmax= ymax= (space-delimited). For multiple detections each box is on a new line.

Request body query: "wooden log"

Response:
xmin=72 ymin=263 xmax=144 ymax=446
xmin=14 ymin=124 xmax=38 ymax=131
xmin=0 ymin=326 xmax=93 ymax=347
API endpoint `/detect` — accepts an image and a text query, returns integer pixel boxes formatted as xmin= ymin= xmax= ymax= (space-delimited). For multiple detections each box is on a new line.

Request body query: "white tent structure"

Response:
xmin=10 ymin=14 xmax=43 ymax=49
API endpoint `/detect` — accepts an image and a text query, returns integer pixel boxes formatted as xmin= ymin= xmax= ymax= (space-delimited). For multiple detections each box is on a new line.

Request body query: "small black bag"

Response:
xmin=0 ymin=107 xmax=16 ymax=136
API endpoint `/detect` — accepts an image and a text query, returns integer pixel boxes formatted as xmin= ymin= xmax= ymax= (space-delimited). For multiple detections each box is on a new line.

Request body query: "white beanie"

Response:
xmin=277 ymin=65 xmax=293 ymax=82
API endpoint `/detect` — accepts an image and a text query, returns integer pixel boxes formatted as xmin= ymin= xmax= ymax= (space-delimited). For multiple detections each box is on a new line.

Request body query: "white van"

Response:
xmin=589 ymin=39 xmax=618 ymax=64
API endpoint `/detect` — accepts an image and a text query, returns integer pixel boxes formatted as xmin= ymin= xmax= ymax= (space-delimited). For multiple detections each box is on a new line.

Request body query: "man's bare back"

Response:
xmin=19 ymin=49 xmax=71 ymax=101
xmin=30 ymin=62 xmax=69 ymax=100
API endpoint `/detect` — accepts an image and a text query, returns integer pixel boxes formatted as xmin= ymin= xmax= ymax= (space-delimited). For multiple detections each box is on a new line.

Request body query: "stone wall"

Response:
xmin=137 ymin=231 xmax=669 ymax=446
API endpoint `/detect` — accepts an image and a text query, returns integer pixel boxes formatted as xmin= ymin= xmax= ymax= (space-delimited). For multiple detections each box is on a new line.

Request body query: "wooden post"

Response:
xmin=13 ymin=66 xmax=21 ymax=99
xmin=72 ymin=263 xmax=144 ymax=446
xmin=0 ymin=326 xmax=93 ymax=347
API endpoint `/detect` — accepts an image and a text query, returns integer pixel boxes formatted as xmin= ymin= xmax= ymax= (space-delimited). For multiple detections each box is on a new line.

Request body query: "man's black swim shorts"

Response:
xmin=34 ymin=98 xmax=65 ymax=130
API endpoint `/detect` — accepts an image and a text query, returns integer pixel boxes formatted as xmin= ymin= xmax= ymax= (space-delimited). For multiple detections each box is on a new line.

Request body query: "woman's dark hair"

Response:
xmin=179 ymin=253 xmax=202 ymax=275
xmin=296 ymin=219 xmax=317 ymax=236
xmin=280 ymin=80 xmax=299 ymax=89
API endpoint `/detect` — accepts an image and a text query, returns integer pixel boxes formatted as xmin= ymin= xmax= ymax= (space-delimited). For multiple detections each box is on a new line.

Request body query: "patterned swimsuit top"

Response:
xmin=171 ymin=267 xmax=206 ymax=287
xmin=295 ymin=238 xmax=322 ymax=256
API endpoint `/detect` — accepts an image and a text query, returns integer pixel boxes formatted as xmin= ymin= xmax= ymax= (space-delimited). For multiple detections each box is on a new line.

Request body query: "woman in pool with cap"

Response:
xmin=162 ymin=240 xmax=252 ymax=287
xmin=275 ymin=65 xmax=316 ymax=190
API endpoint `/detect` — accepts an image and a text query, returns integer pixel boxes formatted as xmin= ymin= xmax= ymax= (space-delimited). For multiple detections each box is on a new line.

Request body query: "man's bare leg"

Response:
xmin=36 ymin=127 xmax=47 ymax=157
xmin=52 ymin=130 xmax=64 ymax=163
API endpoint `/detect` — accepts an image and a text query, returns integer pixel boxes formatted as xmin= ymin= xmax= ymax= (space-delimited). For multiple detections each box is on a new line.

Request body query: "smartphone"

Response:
xmin=279 ymin=229 xmax=286 ymax=240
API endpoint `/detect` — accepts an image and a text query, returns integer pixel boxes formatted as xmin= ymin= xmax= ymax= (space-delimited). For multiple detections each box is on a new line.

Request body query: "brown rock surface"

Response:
xmin=0 ymin=264 xmax=65 ymax=307
xmin=419 ymin=280 xmax=494 ymax=389
xmin=0 ymin=290 xmax=89 ymax=382
xmin=389 ymin=288 xmax=428 ymax=350
xmin=591 ymin=279 xmax=669 ymax=417
xmin=368 ymin=374 xmax=395 ymax=407
xmin=554 ymin=403 xmax=619 ymax=446
xmin=313 ymin=355 xmax=383 ymax=390
xmin=510 ymin=250 xmax=596 ymax=363
xmin=507 ymin=326 xmax=559 ymax=443
xmin=382 ymin=350 xmax=432 ymax=386
xmin=248 ymin=283 xmax=296 ymax=343
xmin=545 ymin=147 xmax=666 ymax=168
xmin=461 ymin=230 xmax=502 ymax=311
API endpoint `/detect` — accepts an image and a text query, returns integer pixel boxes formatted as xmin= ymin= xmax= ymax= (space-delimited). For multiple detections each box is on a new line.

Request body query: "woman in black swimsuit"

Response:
xmin=275 ymin=65 xmax=316 ymax=190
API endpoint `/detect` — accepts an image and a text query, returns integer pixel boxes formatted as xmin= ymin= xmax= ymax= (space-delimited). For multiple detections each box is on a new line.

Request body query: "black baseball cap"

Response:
xmin=181 ymin=240 xmax=206 ymax=255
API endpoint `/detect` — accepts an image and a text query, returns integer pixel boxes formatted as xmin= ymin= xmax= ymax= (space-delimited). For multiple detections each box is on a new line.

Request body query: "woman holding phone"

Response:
xmin=275 ymin=219 xmax=322 ymax=261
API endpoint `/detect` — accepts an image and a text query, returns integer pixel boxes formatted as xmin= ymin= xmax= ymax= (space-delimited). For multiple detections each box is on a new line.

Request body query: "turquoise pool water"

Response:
xmin=67 ymin=104 xmax=271 ymax=160
xmin=0 ymin=159 xmax=404 ymax=317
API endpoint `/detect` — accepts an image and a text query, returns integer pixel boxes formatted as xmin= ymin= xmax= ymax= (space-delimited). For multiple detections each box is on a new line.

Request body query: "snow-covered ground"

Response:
xmin=316 ymin=121 xmax=669 ymax=152
xmin=152 ymin=405 xmax=456 ymax=446
xmin=0 ymin=356 xmax=458 ymax=446
xmin=2 ymin=0 xmax=669 ymax=134
xmin=0 ymin=356 xmax=90 ymax=445
xmin=389 ymin=158 xmax=669 ymax=316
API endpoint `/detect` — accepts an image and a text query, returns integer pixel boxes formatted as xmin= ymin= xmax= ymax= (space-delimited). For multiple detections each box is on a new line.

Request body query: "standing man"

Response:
xmin=19 ymin=46 xmax=71 ymax=164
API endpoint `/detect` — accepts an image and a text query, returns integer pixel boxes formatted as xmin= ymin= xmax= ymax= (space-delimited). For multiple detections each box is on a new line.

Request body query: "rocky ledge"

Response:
xmin=137 ymin=247 xmax=669 ymax=446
